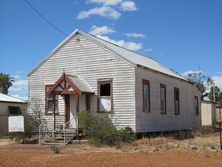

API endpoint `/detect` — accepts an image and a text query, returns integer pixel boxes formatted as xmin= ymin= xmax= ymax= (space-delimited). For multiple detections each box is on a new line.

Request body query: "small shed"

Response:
xmin=216 ymin=104 xmax=222 ymax=121
xmin=0 ymin=93 xmax=26 ymax=135
xmin=201 ymin=100 xmax=216 ymax=126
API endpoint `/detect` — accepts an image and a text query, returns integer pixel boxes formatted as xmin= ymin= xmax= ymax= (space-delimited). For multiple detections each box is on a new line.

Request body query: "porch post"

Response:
xmin=53 ymin=94 xmax=56 ymax=131
xmin=76 ymin=94 xmax=80 ymax=141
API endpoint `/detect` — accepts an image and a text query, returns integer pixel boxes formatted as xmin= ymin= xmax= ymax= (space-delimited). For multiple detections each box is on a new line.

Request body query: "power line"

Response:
xmin=24 ymin=0 xmax=68 ymax=36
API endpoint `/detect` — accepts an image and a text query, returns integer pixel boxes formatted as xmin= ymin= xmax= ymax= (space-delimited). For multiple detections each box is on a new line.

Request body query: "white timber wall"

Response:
xmin=28 ymin=34 xmax=136 ymax=130
xmin=201 ymin=102 xmax=216 ymax=126
xmin=135 ymin=67 xmax=201 ymax=132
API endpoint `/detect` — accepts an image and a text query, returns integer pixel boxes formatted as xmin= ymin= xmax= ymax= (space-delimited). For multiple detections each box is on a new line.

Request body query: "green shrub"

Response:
xmin=117 ymin=126 xmax=136 ymax=143
xmin=9 ymin=101 xmax=41 ymax=142
xmin=78 ymin=112 xmax=136 ymax=146
xmin=50 ymin=145 xmax=60 ymax=154
xmin=78 ymin=111 xmax=118 ymax=146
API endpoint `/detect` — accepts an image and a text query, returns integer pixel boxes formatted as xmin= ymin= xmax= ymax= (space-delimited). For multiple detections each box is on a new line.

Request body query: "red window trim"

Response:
xmin=45 ymin=84 xmax=59 ymax=115
xmin=143 ymin=79 xmax=150 ymax=112
xmin=97 ymin=79 xmax=113 ymax=113
xmin=194 ymin=96 xmax=199 ymax=116
xmin=160 ymin=84 xmax=167 ymax=114
xmin=174 ymin=87 xmax=180 ymax=115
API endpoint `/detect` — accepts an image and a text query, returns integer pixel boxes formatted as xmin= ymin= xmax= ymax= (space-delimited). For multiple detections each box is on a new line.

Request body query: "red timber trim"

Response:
xmin=194 ymin=96 xmax=199 ymax=116
xmin=174 ymin=87 xmax=180 ymax=115
xmin=160 ymin=83 xmax=167 ymax=114
xmin=142 ymin=79 xmax=150 ymax=112
xmin=47 ymin=73 xmax=82 ymax=96
xmin=45 ymin=84 xmax=59 ymax=115
xmin=97 ymin=79 xmax=113 ymax=113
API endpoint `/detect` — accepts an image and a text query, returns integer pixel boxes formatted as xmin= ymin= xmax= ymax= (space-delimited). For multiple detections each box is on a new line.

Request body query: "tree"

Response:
xmin=0 ymin=73 xmax=14 ymax=94
xmin=185 ymin=71 xmax=206 ymax=94
xmin=207 ymin=86 xmax=222 ymax=104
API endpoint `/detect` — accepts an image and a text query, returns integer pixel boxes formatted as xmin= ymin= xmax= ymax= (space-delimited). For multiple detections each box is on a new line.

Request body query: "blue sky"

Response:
xmin=1 ymin=0 xmax=222 ymax=99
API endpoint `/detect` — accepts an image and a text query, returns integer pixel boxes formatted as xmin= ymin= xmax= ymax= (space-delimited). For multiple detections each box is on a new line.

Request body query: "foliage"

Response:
xmin=184 ymin=71 xmax=222 ymax=103
xmin=117 ymin=126 xmax=136 ymax=143
xmin=207 ymin=86 xmax=222 ymax=104
xmin=78 ymin=111 xmax=136 ymax=146
xmin=29 ymin=98 xmax=43 ymax=126
xmin=10 ymin=99 xmax=43 ymax=142
xmin=0 ymin=72 xmax=14 ymax=94
xmin=50 ymin=145 xmax=60 ymax=154
xmin=184 ymin=71 xmax=206 ymax=94
xmin=78 ymin=111 xmax=118 ymax=146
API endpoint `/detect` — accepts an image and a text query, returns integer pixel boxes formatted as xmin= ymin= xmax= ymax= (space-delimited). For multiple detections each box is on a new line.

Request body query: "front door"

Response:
xmin=69 ymin=94 xmax=77 ymax=128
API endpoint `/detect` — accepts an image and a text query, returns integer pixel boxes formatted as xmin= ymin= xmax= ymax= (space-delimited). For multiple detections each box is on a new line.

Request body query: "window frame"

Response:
xmin=160 ymin=84 xmax=167 ymax=114
xmin=143 ymin=79 xmax=151 ymax=113
xmin=45 ymin=84 xmax=59 ymax=115
xmin=194 ymin=96 xmax=199 ymax=116
xmin=174 ymin=87 xmax=180 ymax=115
xmin=97 ymin=79 xmax=113 ymax=113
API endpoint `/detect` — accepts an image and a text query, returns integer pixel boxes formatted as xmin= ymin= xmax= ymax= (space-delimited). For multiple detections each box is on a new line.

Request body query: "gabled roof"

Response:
xmin=0 ymin=93 xmax=27 ymax=103
xmin=28 ymin=29 xmax=187 ymax=81
xmin=47 ymin=73 xmax=93 ymax=96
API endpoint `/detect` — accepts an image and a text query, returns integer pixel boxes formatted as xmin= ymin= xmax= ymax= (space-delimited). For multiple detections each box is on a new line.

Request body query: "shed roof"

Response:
xmin=0 ymin=93 xmax=27 ymax=103
xmin=28 ymin=29 xmax=187 ymax=81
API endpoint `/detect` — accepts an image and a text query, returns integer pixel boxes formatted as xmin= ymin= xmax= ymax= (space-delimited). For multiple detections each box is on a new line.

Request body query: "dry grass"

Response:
xmin=0 ymin=128 xmax=221 ymax=167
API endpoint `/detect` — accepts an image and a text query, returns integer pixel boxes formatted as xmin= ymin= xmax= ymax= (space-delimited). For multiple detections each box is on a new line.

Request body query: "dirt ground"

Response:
xmin=0 ymin=131 xmax=222 ymax=167
xmin=0 ymin=144 xmax=222 ymax=167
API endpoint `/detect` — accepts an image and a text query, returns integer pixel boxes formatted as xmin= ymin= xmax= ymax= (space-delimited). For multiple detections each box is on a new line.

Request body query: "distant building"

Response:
xmin=201 ymin=100 xmax=217 ymax=126
xmin=0 ymin=93 xmax=26 ymax=135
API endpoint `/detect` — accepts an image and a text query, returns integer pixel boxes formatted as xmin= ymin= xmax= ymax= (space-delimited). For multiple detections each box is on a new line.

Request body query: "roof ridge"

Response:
xmin=28 ymin=28 xmax=187 ymax=81
xmin=78 ymin=30 xmax=186 ymax=80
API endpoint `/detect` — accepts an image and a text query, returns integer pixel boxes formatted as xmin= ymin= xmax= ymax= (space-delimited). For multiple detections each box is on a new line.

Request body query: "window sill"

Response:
xmin=45 ymin=113 xmax=60 ymax=116
xmin=97 ymin=111 xmax=113 ymax=114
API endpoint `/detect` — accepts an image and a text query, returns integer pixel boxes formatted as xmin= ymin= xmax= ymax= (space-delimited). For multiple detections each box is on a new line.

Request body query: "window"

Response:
xmin=160 ymin=84 xmax=166 ymax=114
xmin=98 ymin=80 xmax=112 ymax=112
xmin=143 ymin=79 xmax=150 ymax=112
xmin=174 ymin=87 xmax=180 ymax=115
xmin=194 ymin=96 xmax=199 ymax=115
xmin=45 ymin=85 xmax=58 ymax=115
xmin=8 ymin=106 xmax=22 ymax=115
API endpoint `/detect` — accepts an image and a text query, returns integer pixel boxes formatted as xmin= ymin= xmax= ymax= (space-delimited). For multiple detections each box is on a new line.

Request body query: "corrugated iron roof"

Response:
xmin=0 ymin=93 xmax=27 ymax=103
xmin=79 ymin=30 xmax=187 ymax=81
xmin=67 ymin=75 xmax=93 ymax=93
xmin=28 ymin=29 xmax=187 ymax=81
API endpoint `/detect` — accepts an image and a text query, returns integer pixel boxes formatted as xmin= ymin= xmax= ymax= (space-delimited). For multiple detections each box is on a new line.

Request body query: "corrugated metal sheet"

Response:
xmin=0 ymin=93 xmax=26 ymax=103
xmin=67 ymin=75 xmax=93 ymax=93
xmin=28 ymin=29 xmax=186 ymax=81
xmin=79 ymin=30 xmax=186 ymax=81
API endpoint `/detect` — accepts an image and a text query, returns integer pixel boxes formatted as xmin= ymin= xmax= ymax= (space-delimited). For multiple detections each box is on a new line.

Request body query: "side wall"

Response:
xmin=0 ymin=102 xmax=26 ymax=135
xmin=29 ymin=34 xmax=136 ymax=130
xmin=135 ymin=67 xmax=201 ymax=133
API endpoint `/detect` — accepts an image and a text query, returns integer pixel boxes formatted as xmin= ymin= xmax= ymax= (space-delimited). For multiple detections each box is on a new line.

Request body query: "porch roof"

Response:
xmin=47 ymin=73 xmax=94 ymax=96
xmin=67 ymin=75 xmax=93 ymax=93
